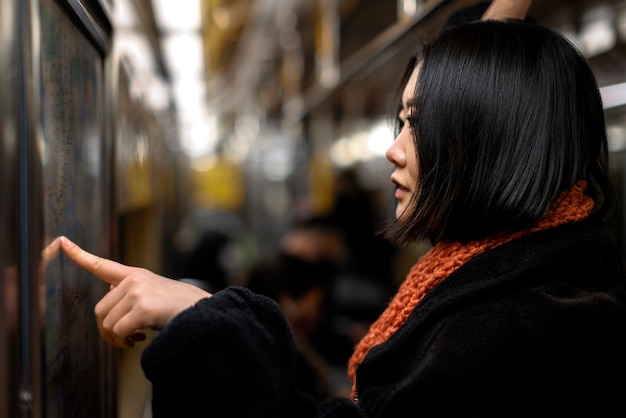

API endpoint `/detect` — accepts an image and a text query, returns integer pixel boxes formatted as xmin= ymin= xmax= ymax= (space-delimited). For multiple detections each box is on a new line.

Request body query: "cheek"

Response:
xmin=406 ymin=146 xmax=419 ymax=181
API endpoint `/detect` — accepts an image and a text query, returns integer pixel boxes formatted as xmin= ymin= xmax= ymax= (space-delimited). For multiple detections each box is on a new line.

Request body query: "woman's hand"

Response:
xmin=482 ymin=0 xmax=532 ymax=21
xmin=60 ymin=236 xmax=212 ymax=349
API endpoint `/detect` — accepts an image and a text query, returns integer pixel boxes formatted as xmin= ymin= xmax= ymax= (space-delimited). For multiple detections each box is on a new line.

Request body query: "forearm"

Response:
xmin=482 ymin=0 xmax=532 ymax=20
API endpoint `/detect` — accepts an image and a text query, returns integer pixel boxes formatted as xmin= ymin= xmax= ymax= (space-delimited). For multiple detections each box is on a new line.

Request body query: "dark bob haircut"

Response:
xmin=386 ymin=20 xmax=613 ymax=244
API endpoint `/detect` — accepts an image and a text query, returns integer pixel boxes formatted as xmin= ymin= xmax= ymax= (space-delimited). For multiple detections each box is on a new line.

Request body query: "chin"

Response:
xmin=395 ymin=206 xmax=410 ymax=223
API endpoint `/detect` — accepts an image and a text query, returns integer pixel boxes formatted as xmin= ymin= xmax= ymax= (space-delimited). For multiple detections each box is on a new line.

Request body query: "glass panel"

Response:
xmin=38 ymin=0 xmax=114 ymax=416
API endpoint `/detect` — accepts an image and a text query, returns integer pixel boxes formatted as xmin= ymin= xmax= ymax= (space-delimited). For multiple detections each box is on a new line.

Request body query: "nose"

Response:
xmin=386 ymin=135 xmax=406 ymax=167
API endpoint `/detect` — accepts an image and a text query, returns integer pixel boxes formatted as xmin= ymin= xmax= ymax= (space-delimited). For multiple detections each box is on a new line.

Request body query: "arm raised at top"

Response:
xmin=482 ymin=0 xmax=532 ymax=21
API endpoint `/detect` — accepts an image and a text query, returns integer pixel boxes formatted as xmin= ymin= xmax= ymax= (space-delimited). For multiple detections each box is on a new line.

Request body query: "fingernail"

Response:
xmin=61 ymin=236 xmax=75 ymax=249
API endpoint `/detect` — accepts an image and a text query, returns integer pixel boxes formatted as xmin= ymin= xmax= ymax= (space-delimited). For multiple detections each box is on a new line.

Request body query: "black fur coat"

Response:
xmin=142 ymin=218 xmax=626 ymax=417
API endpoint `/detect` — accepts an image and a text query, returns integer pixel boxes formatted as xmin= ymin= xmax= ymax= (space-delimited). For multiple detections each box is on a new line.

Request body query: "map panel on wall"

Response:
xmin=38 ymin=0 xmax=114 ymax=416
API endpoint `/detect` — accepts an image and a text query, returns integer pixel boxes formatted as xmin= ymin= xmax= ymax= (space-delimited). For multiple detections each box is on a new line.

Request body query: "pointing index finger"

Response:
xmin=60 ymin=236 xmax=130 ymax=286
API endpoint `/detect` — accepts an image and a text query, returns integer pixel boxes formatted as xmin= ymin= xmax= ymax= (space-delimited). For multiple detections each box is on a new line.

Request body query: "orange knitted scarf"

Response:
xmin=347 ymin=181 xmax=594 ymax=399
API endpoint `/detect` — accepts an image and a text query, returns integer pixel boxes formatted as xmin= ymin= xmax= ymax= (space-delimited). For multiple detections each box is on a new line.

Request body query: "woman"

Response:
xmin=60 ymin=2 xmax=626 ymax=417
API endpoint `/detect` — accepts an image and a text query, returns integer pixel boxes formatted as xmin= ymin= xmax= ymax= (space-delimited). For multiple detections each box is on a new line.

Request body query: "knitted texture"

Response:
xmin=347 ymin=181 xmax=594 ymax=398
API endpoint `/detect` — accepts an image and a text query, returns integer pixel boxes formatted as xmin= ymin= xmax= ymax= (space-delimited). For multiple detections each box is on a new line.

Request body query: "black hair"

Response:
xmin=386 ymin=20 xmax=613 ymax=244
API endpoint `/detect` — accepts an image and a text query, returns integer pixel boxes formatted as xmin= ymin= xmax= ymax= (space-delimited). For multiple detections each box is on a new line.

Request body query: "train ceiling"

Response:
xmin=114 ymin=0 xmax=626 ymax=155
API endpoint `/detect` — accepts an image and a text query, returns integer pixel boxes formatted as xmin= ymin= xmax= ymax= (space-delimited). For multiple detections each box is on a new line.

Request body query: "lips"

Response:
xmin=395 ymin=185 xmax=409 ymax=200
xmin=392 ymin=177 xmax=410 ymax=200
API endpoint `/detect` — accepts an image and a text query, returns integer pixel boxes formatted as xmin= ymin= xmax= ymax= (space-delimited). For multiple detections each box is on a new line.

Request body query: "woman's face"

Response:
xmin=386 ymin=65 xmax=419 ymax=220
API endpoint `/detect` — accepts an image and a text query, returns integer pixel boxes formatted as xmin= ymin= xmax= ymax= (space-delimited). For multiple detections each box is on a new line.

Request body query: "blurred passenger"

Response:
xmin=179 ymin=229 xmax=230 ymax=291
xmin=57 ymin=1 xmax=626 ymax=417
xmin=173 ymin=208 xmax=258 ymax=292
xmin=265 ymin=216 xmax=377 ymax=395
xmin=246 ymin=252 xmax=352 ymax=400
xmin=279 ymin=216 xmax=393 ymax=360
xmin=279 ymin=216 xmax=347 ymax=265
xmin=329 ymin=169 xmax=397 ymax=286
